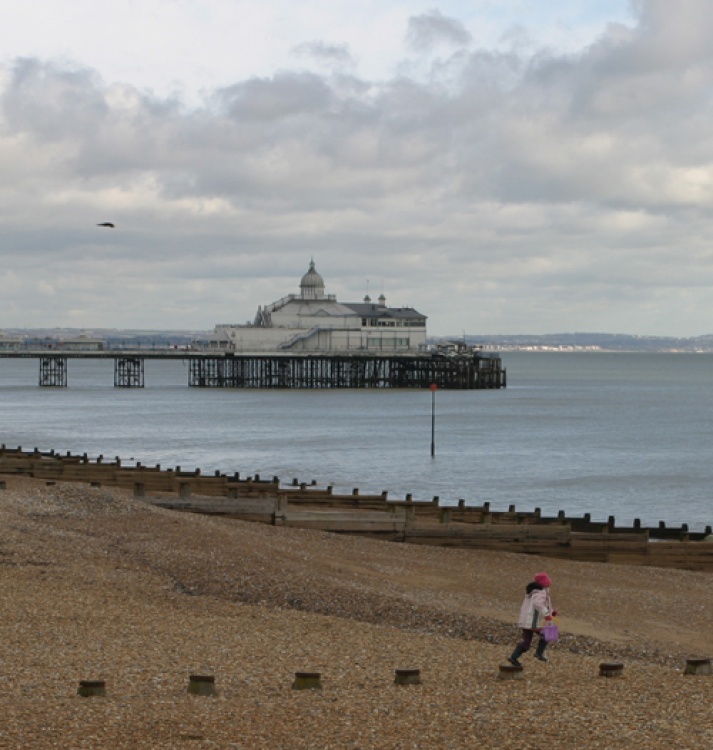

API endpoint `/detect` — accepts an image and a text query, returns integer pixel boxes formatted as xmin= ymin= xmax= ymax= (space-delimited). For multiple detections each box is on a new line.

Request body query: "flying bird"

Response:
xmin=97 ymin=222 xmax=115 ymax=228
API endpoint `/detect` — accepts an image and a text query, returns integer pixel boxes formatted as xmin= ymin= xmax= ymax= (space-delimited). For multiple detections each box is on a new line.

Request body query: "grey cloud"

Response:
xmin=2 ymin=0 xmax=713 ymax=335
xmin=3 ymin=58 xmax=108 ymax=141
xmin=635 ymin=0 xmax=713 ymax=66
xmin=406 ymin=9 xmax=473 ymax=52
xmin=214 ymin=71 xmax=333 ymax=120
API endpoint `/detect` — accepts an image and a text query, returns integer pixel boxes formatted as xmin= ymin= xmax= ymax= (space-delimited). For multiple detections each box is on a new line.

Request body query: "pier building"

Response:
xmin=206 ymin=261 xmax=427 ymax=353
xmin=0 ymin=263 xmax=505 ymax=389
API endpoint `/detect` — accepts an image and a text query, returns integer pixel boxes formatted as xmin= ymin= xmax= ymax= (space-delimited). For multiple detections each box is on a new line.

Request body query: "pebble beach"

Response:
xmin=0 ymin=475 xmax=711 ymax=749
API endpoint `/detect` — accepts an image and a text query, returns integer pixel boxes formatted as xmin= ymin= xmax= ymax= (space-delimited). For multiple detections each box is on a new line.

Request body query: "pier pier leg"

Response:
xmin=114 ymin=357 xmax=145 ymax=388
xmin=39 ymin=357 xmax=67 ymax=387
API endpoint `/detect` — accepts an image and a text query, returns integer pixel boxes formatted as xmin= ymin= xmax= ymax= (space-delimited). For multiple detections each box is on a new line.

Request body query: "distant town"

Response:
xmin=1 ymin=328 xmax=713 ymax=353
xmin=451 ymin=332 xmax=713 ymax=353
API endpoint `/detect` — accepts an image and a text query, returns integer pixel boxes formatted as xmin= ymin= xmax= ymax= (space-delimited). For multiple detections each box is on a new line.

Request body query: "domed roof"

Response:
xmin=300 ymin=259 xmax=325 ymax=299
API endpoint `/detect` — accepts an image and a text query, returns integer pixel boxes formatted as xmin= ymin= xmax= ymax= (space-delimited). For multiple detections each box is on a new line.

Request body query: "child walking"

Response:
xmin=508 ymin=572 xmax=557 ymax=666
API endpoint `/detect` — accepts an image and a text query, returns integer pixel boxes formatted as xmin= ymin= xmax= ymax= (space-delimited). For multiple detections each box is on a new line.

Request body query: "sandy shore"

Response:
xmin=0 ymin=474 xmax=711 ymax=749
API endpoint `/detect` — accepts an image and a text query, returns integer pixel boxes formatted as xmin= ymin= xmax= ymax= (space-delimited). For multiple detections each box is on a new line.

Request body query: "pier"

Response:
xmin=0 ymin=349 xmax=506 ymax=389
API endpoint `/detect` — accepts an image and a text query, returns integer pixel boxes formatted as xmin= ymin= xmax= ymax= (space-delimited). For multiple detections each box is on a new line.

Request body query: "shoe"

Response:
xmin=534 ymin=653 xmax=548 ymax=662
xmin=508 ymin=656 xmax=522 ymax=667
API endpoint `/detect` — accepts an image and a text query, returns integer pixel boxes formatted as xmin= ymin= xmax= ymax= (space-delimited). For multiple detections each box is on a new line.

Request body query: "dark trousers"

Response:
xmin=518 ymin=628 xmax=547 ymax=654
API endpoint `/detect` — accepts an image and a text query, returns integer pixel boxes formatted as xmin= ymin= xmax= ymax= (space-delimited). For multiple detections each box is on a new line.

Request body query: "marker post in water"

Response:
xmin=430 ymin=383 xmax=438 ymax=457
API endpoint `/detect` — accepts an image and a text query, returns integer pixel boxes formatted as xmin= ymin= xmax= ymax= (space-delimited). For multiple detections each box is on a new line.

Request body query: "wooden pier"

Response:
xmin=0 ymin=349 xmax=505 ymax=390
xmin=2 ymin=447 xmax=711 ymax=571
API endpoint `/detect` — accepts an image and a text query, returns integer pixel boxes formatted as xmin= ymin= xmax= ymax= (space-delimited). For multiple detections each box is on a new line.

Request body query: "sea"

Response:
xmin=0 ymin=351 xmax=711 ymax=531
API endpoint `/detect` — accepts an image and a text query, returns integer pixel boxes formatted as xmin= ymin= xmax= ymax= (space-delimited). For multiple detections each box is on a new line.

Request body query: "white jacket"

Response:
xmin=517 ymin=587 xmax=552 ymax=630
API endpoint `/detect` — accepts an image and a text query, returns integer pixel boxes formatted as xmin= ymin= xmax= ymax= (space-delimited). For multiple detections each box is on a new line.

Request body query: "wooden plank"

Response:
xmin=278 ymin=509 xmax=405 ymax=533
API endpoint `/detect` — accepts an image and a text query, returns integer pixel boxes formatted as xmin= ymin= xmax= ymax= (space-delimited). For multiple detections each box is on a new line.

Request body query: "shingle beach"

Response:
xmin=0 ymin=475 xmax=711 ymax=749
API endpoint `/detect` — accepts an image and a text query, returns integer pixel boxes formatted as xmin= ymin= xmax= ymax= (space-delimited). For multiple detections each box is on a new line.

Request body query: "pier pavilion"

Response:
xmin=206 ymin=260 xmax=428 ymax=354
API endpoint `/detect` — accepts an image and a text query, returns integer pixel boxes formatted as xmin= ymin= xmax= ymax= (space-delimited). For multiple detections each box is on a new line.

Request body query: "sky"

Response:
xmin=2 ymin=0 xmax=713 ymax=337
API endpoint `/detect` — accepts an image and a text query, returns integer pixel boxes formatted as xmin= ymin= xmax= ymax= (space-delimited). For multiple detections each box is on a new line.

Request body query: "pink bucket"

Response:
xmin=542 ymin=623 xmax=559 ymax=642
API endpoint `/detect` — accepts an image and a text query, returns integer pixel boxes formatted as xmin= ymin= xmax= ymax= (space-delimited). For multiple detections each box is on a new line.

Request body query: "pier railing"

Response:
xmin=1 ymin=446 xmax=711 ymax=571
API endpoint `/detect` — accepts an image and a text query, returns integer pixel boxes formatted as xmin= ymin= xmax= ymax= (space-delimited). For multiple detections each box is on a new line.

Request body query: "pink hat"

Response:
xmin=534 ymin=572 xmax=552 ymax=588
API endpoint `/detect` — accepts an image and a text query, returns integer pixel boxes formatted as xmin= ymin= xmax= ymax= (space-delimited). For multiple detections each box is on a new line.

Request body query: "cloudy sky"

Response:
xmin=2 ymin=0 xmax=713 ymax=337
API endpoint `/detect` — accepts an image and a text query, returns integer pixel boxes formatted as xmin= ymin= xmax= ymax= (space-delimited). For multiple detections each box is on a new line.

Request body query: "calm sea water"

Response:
xmin=0 ymin=352 xmax=711 ymax=530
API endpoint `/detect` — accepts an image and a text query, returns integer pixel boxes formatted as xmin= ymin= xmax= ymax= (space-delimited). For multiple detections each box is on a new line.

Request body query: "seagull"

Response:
xmin=97 ymin=222 xmax=115 ymax=228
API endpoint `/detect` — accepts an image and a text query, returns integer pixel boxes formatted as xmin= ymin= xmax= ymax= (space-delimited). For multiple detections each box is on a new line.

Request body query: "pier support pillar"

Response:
xmin=39 ymin=357 xmax=67 ymax=387
xmin=114 ymin=357 xmax=145 ymax=388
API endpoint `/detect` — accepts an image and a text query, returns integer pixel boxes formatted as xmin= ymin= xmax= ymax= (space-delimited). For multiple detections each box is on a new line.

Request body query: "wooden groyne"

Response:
xmin=1 ymin=446 xmax=711 ymax=571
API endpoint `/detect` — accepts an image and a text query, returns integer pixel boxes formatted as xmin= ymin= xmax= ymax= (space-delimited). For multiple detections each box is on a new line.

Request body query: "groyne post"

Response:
xmin=187 ymin=675 xmax=217 ymax=696
xmin=77 ymin=680 xmax=106 ymax=697
xmin=394 ymin=669 xmax=421 ymax=685
xmin=599 ymin=663 xmax=625 ymax=678
xmin=292 ymin=672 xmax=322 ymax=690
xmin=498 ymin=665 xmax=524 ymax=681
xmin=684 ymin=658 xmax=712 ymax=675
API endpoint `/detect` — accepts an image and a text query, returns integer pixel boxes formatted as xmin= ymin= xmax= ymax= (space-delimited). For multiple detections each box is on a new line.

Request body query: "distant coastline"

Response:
xmin=437 ymin=332 xmax=713 ymax=354
xmin=2 ymin=327 xmax=713 ymax=354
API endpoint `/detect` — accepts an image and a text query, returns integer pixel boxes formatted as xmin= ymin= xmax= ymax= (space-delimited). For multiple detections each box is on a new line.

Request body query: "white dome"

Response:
xmin=300 ymin=260 xmax=325 ymax=299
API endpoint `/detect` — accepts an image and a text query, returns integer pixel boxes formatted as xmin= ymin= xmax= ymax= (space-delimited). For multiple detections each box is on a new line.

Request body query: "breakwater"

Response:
xmin=2 ymin=446 xmax=711 ymax=571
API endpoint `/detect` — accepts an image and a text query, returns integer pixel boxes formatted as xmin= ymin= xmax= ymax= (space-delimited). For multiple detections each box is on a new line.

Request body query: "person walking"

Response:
xmin=508 ymin=572 xmax=557 ymax=666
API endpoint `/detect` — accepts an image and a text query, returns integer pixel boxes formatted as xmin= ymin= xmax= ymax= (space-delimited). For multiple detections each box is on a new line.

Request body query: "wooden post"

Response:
xmin=133 ymin=483 xmax=145 ymax=498
xmin=599 ymin=663 xmax=624 ymax=678
xmin=179 ymin=482 xmax=192 ymax=499
xmin=188 ymin=675 xmax=217 ymax=696
xmin=394 ymin=669 xmax=421 ymax=685
xmin=684 ymin=658 xmax=712 ymax=675
xmin=498 ymin=664 xmax=524 ymax=681
xmin=292 ymin=672 xmax=322 ymax=690
xmin=77 ymin=680 xmax=106 ymax=697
